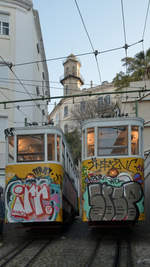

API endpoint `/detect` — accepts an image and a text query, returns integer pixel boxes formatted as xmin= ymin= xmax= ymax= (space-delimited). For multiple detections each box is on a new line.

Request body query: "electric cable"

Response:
xmin=0 ymin=88 xmax=33 ymax=122
xmin=3 ymin=40 xmax=142 ymax=68
xmin=0 ymin=55 xmax=48 ymax=121
xmin=142 ymin=0 xmax=150 ymax=40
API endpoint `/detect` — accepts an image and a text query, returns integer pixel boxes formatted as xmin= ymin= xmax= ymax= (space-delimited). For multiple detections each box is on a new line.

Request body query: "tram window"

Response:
xmin=48 ymin=134 xmax=55 ymax=161
xmin=8 ymin=136 xmax=14 ymax=163
xmin=87 ymin=128 xmax=95 ymax=157
xmin=82 ymin=130 xmax=85 ymax=158
xmin=57 ymin=135 xmax=60 ymax=162
xmin=17 ymin=134 xmax=44 ymax=162
xmin=131 ymin=126 xmax=139 ymax=155
xmin=97 ymin=126 xmax=128 ymax=156
xmin=62 ymin=141 xmax=65 ymax=166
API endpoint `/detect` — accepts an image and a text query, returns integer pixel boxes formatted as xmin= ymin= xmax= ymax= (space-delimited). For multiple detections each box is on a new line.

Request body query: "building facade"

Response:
xmin=0 ymin=0 xmax=50 ymax=184
xmin=49 ymin=54 xmax=120 ymax=133
xmin=121 ymin=80 xmax=150 ymax=154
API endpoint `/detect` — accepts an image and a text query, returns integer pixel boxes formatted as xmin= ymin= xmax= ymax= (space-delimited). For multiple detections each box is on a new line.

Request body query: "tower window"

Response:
xmin=65 ymin=67 xmax=69 ymax=76
xmin=72 ymin=66 xmax=75 ymax=75
xmin=65 ymin=85 xmax=68 ymax=95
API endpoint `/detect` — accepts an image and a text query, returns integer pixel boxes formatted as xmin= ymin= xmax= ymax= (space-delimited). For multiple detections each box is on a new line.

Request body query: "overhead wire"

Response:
xmin=0 ymin=88 xmax=33 ymax=123
xmin=140 ymin=0 xmax=150 ymax=91
xmin=120 ymin=0 xmax=128 ymax=114
xmin=142 ymin=0 xmax=150 ymax=41
xmin=0 ymin=55 xmax=49 ymax=122
xmin=69 ymin=0 xmax=100 ymax=84
xmin=1 ymin=41 xmax=142 ymax=69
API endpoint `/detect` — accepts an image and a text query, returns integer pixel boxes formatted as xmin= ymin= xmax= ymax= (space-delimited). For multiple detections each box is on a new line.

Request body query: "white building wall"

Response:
xmin=0 ymin=0 xmax=50 ymax=187
xmin=0 ymin=116 xmax=8 ymax=188
xmin=0 ymin=0 xmax=49 ymax=128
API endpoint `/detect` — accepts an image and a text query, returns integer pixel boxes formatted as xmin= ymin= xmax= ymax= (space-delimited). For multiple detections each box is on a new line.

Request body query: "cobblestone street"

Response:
xmin=0 ymin=218 xmax=150 ymax=267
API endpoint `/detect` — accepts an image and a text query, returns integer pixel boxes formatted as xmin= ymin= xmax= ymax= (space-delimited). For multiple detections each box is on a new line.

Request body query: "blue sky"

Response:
xmin=33 ymin=1 xmax=150 ymax=110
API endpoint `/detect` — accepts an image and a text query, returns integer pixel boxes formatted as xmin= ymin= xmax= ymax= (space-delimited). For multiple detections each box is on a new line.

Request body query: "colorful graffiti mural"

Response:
xmin=5 ymin=163 xmax=63 ymax=223
xmin=82 ymin=157 xmax=144 ymax=222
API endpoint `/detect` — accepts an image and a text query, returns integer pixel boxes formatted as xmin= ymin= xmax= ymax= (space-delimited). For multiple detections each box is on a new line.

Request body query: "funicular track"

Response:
xmin=0 ymin=238 xmax=52 ymax=267
xmin=86 ymin=235 xmax=134 ymax=267
xmin=0 ymin=220 xmax=136 ymax=267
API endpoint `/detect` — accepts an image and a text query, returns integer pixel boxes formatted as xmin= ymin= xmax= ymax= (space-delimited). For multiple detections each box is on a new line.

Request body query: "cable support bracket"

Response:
xmin=94 ymin=50 xmax=99 ymax=57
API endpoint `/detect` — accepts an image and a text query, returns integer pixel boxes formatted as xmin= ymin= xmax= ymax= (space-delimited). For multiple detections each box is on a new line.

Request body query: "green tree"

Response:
xmin=65 ymin=128 xmax=81 ymax=165
xmin=113 ymin=71 xmax=130 ymax=89
xmin=113 ymin=48 xmax=150 ymax=88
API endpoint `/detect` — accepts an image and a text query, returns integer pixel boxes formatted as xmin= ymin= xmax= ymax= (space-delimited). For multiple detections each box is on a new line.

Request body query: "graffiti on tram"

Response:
xmin=82 ymin=157 xmax=144 ymax=221
xmin=5 ymin=164 xmax=63 ymax=223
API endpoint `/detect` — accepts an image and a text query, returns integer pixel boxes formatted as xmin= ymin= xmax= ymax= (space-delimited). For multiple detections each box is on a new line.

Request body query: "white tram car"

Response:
xmin=81 ymin=117 xmax=145 ymax=224
xmin=5 ymin=125 xmax=79 ymax=224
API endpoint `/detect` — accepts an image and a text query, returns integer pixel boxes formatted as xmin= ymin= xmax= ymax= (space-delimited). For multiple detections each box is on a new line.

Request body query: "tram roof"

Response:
xmin=81 ymin=117 xmax=144 ymax=128
xmin=4 ymin=124 xmax=65 ymax=137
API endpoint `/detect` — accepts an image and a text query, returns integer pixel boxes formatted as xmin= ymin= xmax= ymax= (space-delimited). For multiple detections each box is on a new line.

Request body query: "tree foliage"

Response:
xmin=113 ymin=48 xmax=150 ymax=88
xmin=71 ymin=98 xmax=117 ymax=128
xmin=65 ymin=128 xmax=81 ymax=165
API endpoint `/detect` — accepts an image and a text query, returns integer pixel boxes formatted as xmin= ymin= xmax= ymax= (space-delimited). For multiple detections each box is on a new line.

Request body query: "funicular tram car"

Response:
xmin=4 ymin=126 xmax=79 ymax=225
xmin=81 ymin=117 xmax=145 ymax=225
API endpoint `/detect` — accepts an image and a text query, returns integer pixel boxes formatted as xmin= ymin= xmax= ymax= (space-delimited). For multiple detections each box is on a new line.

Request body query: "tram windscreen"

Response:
xmin=17 ymin=134 xmax=44 ymax=162
xmin=97 ymin=126 xmax=128 ymax=156
xmin=131 ymin=126 xmax=139 ymax=155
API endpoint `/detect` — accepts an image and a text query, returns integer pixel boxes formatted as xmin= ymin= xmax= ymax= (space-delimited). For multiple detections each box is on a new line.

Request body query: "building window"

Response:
xmin=36 ymin=43 xmax=40 ymax=53
xmin=36 ymin=86 xmax=40 ymax=96
xmin=65 ymin=85 xmax=68 ymax=95
xmin=98 ymin=97 xmax=103 ymax=107
xmin=104 ymin=95 xmax=110 ymax=104
xmin=42 ymin=72 xmax=45 ymax=80
xmin=0 ymin=14 xmax=9 ymax=35
xmin=64 ymin=124 xmax=68 ymax=133
xmin=80 ymin=101 xmax=86 ymax=112
xmin=64 ymin=106 xmax=68 ymax=117
xmin=42 ymin=109 xmax=45 ymax=116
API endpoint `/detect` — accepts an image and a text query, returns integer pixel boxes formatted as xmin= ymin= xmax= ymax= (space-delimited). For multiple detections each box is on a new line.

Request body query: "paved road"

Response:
xmin=0 ymin=218 xmax=150 ymax=267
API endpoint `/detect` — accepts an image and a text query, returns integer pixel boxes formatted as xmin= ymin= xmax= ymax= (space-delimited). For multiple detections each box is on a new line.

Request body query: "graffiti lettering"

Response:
xmin=11 ymin=184 xmax=51 ymax=218
xmin=88 ymin=182 xmax=143 ymax=221
xmin=32 ymin=167 xmax=52 ymax=176
xmin=87 ymin=158 xmax=143 ymax=175
xmin=89 ymin=184 xmax=105 ymax=220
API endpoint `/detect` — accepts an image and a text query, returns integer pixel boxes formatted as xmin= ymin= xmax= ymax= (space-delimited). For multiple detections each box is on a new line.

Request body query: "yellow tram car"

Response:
xmin=4 ymin=125 xmax=79 ymax=224
xmin=81 ymin=117 xmax=144 ymax=225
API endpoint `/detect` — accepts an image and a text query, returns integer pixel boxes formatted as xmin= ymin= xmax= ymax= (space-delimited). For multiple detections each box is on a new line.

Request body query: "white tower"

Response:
xmin=60 ymin=54 xmax=84 ymax=96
